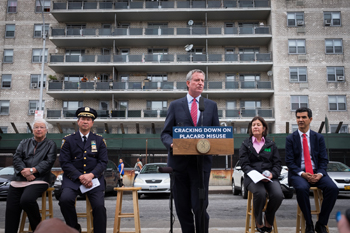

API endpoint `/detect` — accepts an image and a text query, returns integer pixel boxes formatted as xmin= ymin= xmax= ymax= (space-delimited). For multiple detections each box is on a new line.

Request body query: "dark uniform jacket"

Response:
xmin=239 ymin=137 xmax=282 ymax=188
xmin=59 ymin=131 xmax=108 ymax=191
xmin=12 ymin=137 xmax=57 ymax=183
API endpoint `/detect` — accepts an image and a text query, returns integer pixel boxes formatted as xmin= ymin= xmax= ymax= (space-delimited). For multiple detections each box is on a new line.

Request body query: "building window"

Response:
xmin=226 ymin=74 xmax=235 ymax=81
xmin=291 ymin=95 xmax=308 ymax=111
xmin=5 ymin=24 xmax=15 ymax=38
xmin=325 ymin=39 xmax=343 ymax=54
xmin=290 ymin=67 xmax=307 ymax=82
xmin=63 ymin=101 xmax=83 ymax=110
xmin=30 ymin=74 xmax=46 ymax=89
xmin=1 ymin=74 xmax=12 ymax=89
xmin=146 ymin=101 xmax=167 ymax=110
xmin=147 ymin=74 xmax=168 ymax=82
xmin=288 ymin=40 xmax=306 ymax=54
xmin=32 ymin=49 xmax=48 ymax=63
xmin=291 ymin=124 xmax=298 ymax=133
xmin=3 ymin=49 xmax=14 ymax=63
xmin=28 ymin=100 xmax=45 ymax=115
xmin=226 ymin=101 xmax=236 ymax=109
xmin=330 ymin=124 xmax=348 ymax=133
xmin=240 ymin=100 xmax=261 ymax=109
xmin=64 ymin=75 xmax=83 ymax=82
xmin=287 ymin=12 xmax=304 ymax=26
xmin=35 ymin=0 xmax=50 ymax=13
xmin=0 ymin=126 xmax=8 ymax=133
xmin=8 ymin=0 xmax=17 ymax=13
xmin=0 ymin=101 xmax=10 ymax=115
xmin=34 ymin=24 xmax=49 ymax=38
xmin=100 ymin=101 xmax=109 ymax=110
xmin=327 ymin=67 xmax=344 ymax=82
xmin=324 ymin=12 xmax=341 ymax=26
xmin=239 ymin=74 xmax=260 ymax=81
xmin=329 ymin=96 xmax=346 ymax=111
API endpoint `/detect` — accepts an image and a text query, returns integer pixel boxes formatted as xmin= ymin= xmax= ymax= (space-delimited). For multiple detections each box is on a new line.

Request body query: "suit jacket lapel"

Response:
xmin=181 ymin=97 xmax=195 ymax=126
xmin=74 ymin=132 xmax=84 ymax=151
xmin=309 ymin=130 xmax=317 ymax=165
xmin=85 ymin=132 xmax=94 ymax=150
xmin=293 ymin=131 xmax=302 ymax=165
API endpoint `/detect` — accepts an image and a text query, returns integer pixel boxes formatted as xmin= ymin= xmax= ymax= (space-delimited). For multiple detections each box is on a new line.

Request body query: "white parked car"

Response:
xmin=232 ymin=160 xmax=294 ymax=199
xmin=327 ymin=161 xmax=350 ymax=194
xmin=133 ymin=163 xmax=170 ymax=198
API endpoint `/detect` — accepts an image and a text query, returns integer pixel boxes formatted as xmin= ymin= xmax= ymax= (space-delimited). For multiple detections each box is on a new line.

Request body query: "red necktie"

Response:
xmin=302 ymin=134 xmax=313 ymax=174
xmin=191 ymin=99 xmax=197 ymax=127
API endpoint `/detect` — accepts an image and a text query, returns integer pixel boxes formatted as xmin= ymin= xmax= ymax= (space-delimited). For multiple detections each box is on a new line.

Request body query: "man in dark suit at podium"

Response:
xmin=161 ymin=69 xmax=220 ymax=233
xmin=285 ymin=107 xmax=338 ymax=233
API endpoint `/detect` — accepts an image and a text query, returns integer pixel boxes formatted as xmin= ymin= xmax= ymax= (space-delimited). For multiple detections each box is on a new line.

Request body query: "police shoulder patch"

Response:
xmin=61 ymin=139 xmax=66 ymax=148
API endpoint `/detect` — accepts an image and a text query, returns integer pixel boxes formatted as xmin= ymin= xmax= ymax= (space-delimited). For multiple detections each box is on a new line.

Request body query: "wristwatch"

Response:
xmin=30 ymin=168 xmax=33 ymax=174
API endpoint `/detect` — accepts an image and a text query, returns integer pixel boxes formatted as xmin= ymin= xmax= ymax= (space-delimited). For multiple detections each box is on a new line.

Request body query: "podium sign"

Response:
xmin=172 ymin=126 xmax=234 ymax=155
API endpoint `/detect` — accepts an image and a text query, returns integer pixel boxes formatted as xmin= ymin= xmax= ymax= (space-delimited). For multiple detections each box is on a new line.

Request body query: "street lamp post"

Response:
xmin=38 ymin=0 xmax=46 ymax=118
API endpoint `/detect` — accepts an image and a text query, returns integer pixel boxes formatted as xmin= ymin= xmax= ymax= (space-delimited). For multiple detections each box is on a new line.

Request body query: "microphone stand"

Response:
xmin=197 ymin=97 xmax=205 ymax=233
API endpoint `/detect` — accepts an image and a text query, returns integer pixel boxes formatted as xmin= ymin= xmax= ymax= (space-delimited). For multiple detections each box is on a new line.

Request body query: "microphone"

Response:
xmin=158 ymin=166 xmax=173 ymax=174
xmin=199 ymin=97 xmax=205 ymax=112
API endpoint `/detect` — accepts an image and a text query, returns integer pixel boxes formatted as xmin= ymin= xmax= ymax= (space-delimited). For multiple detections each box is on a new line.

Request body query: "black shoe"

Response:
xmin=263 ymin=226 xmax=272 ymax=233
xmin=306 ymin=224 xmax=315 ymax=233
xmin=256 ymin=225 xmax=265 ymax=233
xmin=315 ymin=221 xmax=327 ymax=233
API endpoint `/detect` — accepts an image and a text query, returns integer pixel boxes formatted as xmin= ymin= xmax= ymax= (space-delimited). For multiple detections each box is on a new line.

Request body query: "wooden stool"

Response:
xmin=19 ymin=187 xmax=54 ymax=233
xmin=296 ymin=187 xmax=329 ymax=233
xmin=76 ymin=195 xmax=94 ymax=233
xmin=113 ymin=187 xmax=142 ymax=233
xmin=245 ymin=191 xmax=278 ymax=233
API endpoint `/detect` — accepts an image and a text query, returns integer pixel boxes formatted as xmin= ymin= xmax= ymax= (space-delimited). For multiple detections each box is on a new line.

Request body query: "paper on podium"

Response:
xmin=247 ymin=170 xmax=272 ymax=184
xmin=80 ymin=178 xmax=100 ymax=194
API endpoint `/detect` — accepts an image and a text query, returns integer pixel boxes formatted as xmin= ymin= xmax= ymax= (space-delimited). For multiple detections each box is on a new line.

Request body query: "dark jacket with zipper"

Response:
xmin=239 ymin=136 xmax=282 ymax=188
xmin=12 ymin=137 xmax=57 ymax=184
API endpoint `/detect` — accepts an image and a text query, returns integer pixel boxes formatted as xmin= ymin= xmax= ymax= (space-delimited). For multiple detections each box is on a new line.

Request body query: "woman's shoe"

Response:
xmin=255 ymin=224 xmax=265 ymax=233
xmin=263 ymin=226 xmax=272 ymax=233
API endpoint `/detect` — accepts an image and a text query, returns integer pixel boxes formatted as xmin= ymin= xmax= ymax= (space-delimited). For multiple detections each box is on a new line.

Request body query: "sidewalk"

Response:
xmin=208 ymin=185 xmax=232 ymax=194
xmin=0 ymin=227 xmax=340 ymax=233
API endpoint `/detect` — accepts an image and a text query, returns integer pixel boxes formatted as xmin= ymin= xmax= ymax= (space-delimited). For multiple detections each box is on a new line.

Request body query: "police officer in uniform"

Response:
xmin=59 ymin=107 xmax=108 ymax=233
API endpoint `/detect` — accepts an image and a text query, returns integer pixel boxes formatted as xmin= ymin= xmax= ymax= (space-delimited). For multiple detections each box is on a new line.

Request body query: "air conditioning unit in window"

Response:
xmin=29 ymin=109 xmax=36 ymax=114
xmin=324 ymin=20 xmax=331 ymax=26
xmin=297 ymin=21 xmax=304 ymax=26
xmin=31 ymin=83 xmax=38 ymax=88
xmin=337 ymin=76 xmax=345 ymax=81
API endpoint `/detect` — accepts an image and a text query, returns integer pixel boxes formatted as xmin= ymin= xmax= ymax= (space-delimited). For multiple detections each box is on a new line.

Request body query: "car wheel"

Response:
xmin=284 ymin=191 xmax=294 ymax=199
xmin=232 ymin=179 xmax=239 ymax=195
xmin=241 ymin=181 xmax=247 ymax=199
xmin=138 ymin=193 xmax=142 ymax=199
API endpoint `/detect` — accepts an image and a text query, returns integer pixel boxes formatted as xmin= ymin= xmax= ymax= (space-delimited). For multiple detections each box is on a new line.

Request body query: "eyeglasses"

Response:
xmin=34 ymin=126 xmax=46 ymax=130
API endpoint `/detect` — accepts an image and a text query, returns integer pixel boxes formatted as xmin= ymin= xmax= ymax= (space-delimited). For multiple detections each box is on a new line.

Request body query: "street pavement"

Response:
xmin=0 ymin=186 xmax=346 ymax=233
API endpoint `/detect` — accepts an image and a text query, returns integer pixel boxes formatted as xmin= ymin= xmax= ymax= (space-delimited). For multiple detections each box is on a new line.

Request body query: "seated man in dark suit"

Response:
xmin=161 ymin=69 xmax=220 ymax=233
xmin=285 ymin=107 xmax=338 ymax=233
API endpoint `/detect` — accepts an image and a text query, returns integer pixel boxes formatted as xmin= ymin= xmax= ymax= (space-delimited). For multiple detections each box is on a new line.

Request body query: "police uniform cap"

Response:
xmin=76 ymin=107 xmax=98 ymax=119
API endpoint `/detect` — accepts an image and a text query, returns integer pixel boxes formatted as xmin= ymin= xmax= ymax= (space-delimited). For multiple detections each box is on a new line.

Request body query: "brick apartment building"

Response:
xmin=0 ymin=0 xmax=349 ymax=136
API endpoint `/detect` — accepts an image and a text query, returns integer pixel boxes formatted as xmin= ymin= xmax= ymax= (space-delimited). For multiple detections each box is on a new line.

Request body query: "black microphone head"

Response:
xmin=158 ymin=166 xmax=173 ymax=173
xmin=199 ymin=97 xmax=205 ymax=112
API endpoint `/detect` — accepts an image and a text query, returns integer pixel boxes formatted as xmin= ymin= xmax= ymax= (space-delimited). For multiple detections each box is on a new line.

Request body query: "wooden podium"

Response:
xmin=172 ymin=126 xmax=234 ymax=155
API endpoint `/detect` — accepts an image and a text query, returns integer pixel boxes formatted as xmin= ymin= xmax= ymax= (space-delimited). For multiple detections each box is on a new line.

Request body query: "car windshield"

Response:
xmin=140 ymin=164 xmax=167 ymax=174
xmin=327 ymin=162 xmax=350 ymax=172
xmin=0 ymin=167 xmax=14 ymax=175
